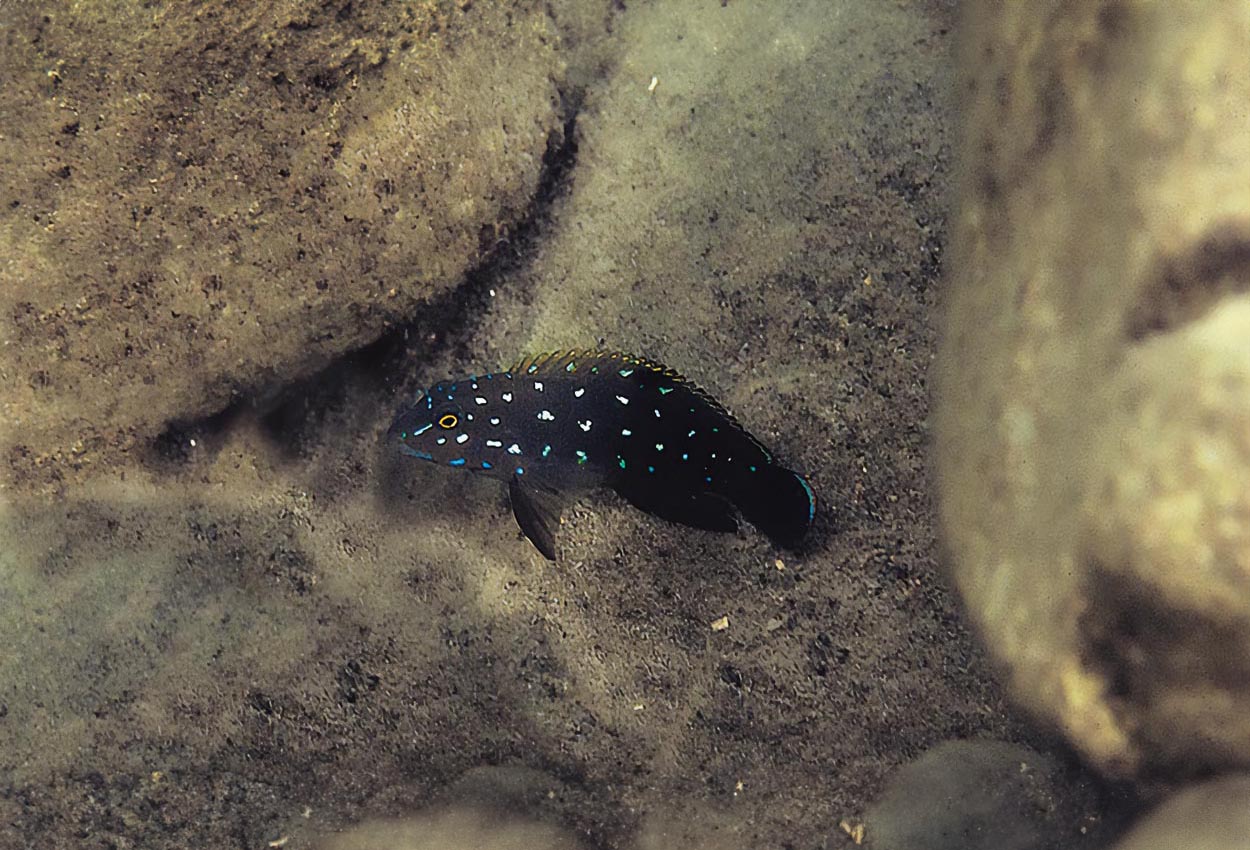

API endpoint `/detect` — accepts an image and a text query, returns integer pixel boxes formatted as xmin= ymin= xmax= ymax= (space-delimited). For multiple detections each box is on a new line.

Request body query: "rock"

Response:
xmin=863 ymin=740 xmax=1101 ymax=850
xmin=935 ymin=3 xmax=1250 ymax=778
xmin=0 ymin=1 xmax=563 ymax=489
xmin=1108 ymin=776 xmax=1250 ymax=850
xmin=317 ymin=805 xmax=585 ymax=850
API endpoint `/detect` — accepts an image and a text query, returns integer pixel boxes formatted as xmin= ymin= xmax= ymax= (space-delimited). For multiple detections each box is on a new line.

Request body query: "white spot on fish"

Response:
xmin=616 ymin=395 xmax=630 ymax=405
xmin=456 ymin=433 xmax=470 ymax=444
xmin=655 ymin=443 xmax=664 ymax=451
xmin=654 ymin=408 xmax=661 ymax=418
xmin=436 ymin=437 xmax=446 ymax=445
xmin=574 ymin=387 xmax=585 ymax=398
xmin=507 ymin=443 xmax=522 ymax=455
xmin=502 ymin=392 xmax=513 ymax=403
xmin=475 ymin=397 xmax=487 ymax=405
xmin=537 ymin=410 xmax=555 ymax=421
xmin=486 ymin=439 xmax=503 ymax=448
xmin=489 ymin=417 xmax=500 ymax=426
xmin=578 ymin=419 xmax=592 ymax=432
xmin=534 ymin=381 xmax=544 ymax=392
xmin=622 ymin=429 xmax=633 ymax=437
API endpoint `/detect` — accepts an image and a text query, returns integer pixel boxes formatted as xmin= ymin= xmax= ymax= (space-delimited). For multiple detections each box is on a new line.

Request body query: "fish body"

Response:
xmin=388 ymin=350 xmax=815 ymax=559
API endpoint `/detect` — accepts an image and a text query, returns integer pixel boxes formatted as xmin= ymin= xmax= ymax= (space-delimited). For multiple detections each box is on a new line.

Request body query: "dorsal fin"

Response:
xmin=507 ymin=349 xmax=773 ymax=460
xmin=508 ymin=348 xmax=685 ymax=380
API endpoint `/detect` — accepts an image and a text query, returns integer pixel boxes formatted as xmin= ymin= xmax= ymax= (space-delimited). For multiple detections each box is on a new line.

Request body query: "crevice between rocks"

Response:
xmin=1078 ymin=553 xmax=1250 ymax=782
xmin=1125 ymin=225 xmax=1250 ymax=342
xmin=145 ymin=90 xmax=584 ymax=471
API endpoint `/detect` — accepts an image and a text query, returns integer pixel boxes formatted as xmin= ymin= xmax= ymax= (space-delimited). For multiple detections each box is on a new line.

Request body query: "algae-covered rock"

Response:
xmin=0 ymin=1 xmax=563 ymax=489
xmin=936 ymin=2 xmax=1250 ymax=779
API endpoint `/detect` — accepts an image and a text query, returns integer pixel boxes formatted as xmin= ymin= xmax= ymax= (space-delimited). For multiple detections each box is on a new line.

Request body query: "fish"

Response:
xmin=387 ymin=349 xmax=815 ymax=560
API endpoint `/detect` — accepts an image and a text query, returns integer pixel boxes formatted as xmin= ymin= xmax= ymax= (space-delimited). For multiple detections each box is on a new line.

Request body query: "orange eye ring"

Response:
xmin=438 ymin=413 xmax=459 ymax=429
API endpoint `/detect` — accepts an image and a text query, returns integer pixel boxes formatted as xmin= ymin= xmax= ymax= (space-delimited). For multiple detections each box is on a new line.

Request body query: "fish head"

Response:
xmin=387 ymin=385 xmax=472 ymax=467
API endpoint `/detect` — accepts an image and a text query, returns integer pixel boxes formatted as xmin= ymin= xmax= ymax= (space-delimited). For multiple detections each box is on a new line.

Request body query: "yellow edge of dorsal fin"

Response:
xmin=508 ymin=349 xmax=686 ymax=380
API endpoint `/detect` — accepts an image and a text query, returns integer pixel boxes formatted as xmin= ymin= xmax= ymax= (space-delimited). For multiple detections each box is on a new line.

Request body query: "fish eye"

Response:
xmin=438 ymin=413 xmax=459 ymax=429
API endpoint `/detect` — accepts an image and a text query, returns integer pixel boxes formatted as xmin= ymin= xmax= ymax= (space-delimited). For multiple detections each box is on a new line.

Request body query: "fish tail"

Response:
xmin=732 ymin=464 xmax=815 ymax=549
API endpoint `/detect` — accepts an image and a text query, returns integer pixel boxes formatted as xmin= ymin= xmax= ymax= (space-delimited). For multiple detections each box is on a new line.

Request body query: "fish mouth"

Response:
xmin=386 ymin=390 xmax=429 ymax=441
xmin=385 ymin=415 xmax=406 ymax=441
xmin=387 ymin=403 xmax=435 ymax=460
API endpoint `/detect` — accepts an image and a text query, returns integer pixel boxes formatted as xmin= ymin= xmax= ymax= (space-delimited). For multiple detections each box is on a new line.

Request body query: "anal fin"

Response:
xmin=618 ymin=485 xmax=739 ymax=535
xmin=509 ymin=474 xmax=564 ymax=561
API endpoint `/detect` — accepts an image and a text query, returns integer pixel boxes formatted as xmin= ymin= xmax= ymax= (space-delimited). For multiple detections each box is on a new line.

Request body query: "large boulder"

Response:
xmin=0 ymin=1 xmax=563 ymax=489
xmin=0 ymin=1 xmax=1041 ymax=848
xmin=936 ymin=3 xmax=1250 ymax=778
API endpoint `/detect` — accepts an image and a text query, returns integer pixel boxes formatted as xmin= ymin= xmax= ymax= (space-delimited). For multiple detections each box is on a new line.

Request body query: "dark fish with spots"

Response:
xmin=388 ymin=350 xmax=815 ymax=560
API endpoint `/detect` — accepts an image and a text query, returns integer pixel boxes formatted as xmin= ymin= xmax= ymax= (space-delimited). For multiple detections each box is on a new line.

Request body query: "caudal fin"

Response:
xmin=732 ymin=464 xmax=815 ymax=549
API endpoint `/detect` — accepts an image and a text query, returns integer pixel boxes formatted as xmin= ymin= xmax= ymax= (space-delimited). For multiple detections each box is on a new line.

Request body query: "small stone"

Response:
xmin=864 ymin=740 xmax=1103 ymax=850
xmin=1109 ymin=776 xmax=1250 ymax=850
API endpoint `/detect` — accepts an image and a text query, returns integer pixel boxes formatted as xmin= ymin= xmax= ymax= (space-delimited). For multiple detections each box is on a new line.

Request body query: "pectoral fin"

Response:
xmin=508 ymin=474 xmax=565 ymax=561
